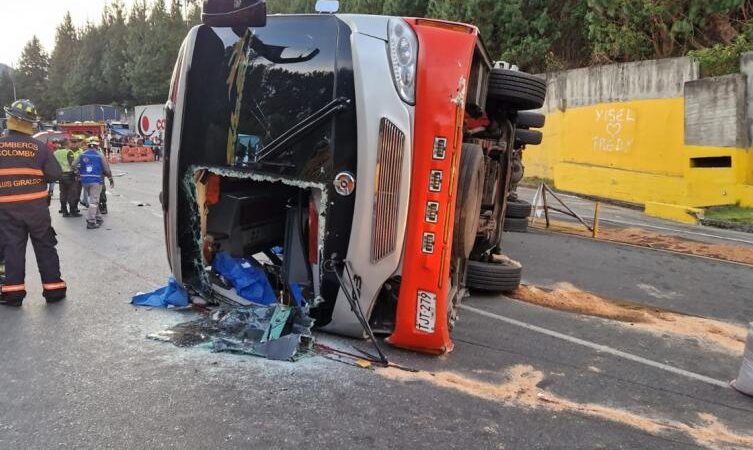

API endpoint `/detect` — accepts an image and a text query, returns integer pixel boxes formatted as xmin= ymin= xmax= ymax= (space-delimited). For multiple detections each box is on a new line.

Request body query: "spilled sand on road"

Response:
xmin=532 ymin=220 xmax=753 ymax=266
xmin=508 ymin=284 xmax=747 ymax=355
xmin=377 ymin=364 xmax=753 ymax=449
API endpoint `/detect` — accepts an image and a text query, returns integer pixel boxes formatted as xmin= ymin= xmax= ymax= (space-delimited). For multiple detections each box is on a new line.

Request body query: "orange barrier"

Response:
xmin=120 ymin=146 xmax=155 ymax=163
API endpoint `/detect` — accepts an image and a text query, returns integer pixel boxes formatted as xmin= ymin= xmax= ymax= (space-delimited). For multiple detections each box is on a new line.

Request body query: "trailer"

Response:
xmin=57 ymin=105 xmax=122 ymax=123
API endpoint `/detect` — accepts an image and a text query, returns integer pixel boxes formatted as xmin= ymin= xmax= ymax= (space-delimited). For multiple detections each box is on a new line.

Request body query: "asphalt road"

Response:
xmin=0 ymin=163 xmax=751 ymax=449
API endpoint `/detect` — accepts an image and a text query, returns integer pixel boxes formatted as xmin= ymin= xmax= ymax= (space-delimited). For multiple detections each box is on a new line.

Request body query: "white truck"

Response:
xmin=133 ymin=104 xmax=166 ymax=140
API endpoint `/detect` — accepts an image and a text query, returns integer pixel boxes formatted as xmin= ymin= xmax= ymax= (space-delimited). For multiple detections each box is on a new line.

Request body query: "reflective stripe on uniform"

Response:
xmin=1 ymin=284 xmax=26 ymax=293
xmin=42 ymin=282 xmax=67 ymax=291
xmin=0 ymin=190 xmax=49 ymax=203
xmin=0 ymin=168 xmax=44 ymax=176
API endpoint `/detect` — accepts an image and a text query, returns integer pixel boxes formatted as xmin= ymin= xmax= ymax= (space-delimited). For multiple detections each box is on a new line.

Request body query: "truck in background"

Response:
xmin=57 ymin=105 xmax=122 ymax=123
xmin=133 ymin=104 xmax=166 ymax=139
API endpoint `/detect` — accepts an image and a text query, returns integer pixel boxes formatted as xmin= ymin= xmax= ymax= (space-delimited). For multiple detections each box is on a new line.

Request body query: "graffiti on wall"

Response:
xmin=592 ymin=108 xmax=636 ymax=153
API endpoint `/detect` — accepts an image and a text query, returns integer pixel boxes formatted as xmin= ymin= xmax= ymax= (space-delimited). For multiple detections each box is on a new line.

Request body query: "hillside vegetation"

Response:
xmin=4 ymin=0 xmax=752 ymax=118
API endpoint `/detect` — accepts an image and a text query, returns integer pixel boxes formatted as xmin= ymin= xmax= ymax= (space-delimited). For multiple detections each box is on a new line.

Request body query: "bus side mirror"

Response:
xmin=315 ymin=1 xmax=339 ymax=13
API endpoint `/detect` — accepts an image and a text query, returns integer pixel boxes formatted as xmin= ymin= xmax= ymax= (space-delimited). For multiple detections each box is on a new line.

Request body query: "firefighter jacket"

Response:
xmin=0 ymin=131 xmax=62 ymax=204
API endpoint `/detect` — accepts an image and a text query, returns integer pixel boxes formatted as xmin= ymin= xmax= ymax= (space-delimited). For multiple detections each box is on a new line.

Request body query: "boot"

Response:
xmin=87 ymin=221 xmax=100 ymax=230
xmin=0 ymin=292 xmax=23 ymax=307
xmin=44 ymin=290 xmax=67 ymax=304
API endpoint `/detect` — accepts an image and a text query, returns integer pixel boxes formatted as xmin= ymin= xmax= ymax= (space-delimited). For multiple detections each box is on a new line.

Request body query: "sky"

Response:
xmin=1 ymin=0 xmax=139 ymax=67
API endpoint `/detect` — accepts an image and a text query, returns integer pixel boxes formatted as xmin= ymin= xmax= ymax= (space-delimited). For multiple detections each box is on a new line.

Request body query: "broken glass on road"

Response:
xmin=149 ymin=304 xmax=315 ymax=361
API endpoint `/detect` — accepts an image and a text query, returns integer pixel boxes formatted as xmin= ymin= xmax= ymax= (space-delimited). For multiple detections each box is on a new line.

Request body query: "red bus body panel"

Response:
xmin=387 ymin=20 xmax=478 ymax=354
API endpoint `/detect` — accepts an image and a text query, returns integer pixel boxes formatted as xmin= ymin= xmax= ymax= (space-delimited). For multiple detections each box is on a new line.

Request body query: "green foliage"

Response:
xmin=705 ymin=205 xmax=753 ymax=225
xmin=67 ymin=23 xmax=108 ymax=105
xmin=689 ymin=33 xmax=753 ymax=77
xmin=15 ymin=36 xmax=51 ymax=117
xmin=586 ymin=0 xmax=748 ymax=63
xmin=101 ymin=1 xmax=131 ymax=104
xmin=11 ymin=0 xmax=753 ymax=119
xmin=47 ymin=13 xmax=79 ymax=109
xmin=0 ymin=69 xmax=16 ymax=109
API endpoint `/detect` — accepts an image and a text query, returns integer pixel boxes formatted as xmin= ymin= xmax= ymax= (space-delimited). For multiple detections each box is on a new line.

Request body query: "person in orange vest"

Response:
xmin=0 ymin=99 xmax=66 ymax=306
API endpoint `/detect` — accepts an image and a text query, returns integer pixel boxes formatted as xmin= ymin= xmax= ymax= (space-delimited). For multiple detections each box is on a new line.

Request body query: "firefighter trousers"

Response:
xmin=0 ymin=199 xmax=66 ymax=301
xmin=59 ymin=173 xmax=77 ymax=214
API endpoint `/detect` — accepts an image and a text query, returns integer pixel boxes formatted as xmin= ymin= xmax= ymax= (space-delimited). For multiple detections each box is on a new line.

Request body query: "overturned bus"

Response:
xmin=162 ymin=0 xmax=546 ymax=354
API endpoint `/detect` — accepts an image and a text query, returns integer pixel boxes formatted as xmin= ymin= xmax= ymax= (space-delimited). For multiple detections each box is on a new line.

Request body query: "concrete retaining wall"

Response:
xmin=685 ymin=74 xmax=748 ymax=148
xmin=542 ymin=57 xmax=700 ymax=112
xmin=524 ymin=56 xmax=753 ymax=218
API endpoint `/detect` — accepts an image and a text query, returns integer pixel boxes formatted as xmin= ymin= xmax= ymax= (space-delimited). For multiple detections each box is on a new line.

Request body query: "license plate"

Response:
xmin=416 ymin=290 xmax=437 ymax=333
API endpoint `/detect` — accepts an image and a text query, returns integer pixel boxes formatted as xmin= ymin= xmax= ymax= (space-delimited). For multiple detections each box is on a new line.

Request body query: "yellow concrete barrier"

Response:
xmin=524 ymin=97 xmax=753 ymax=217
xmin=645 ymin=202 xmax=703 ymax=225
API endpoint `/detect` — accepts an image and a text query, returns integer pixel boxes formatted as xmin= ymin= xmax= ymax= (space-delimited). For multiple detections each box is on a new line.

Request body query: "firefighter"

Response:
xmin=0 ymin=99 xmax=66 ymax=306
xmin=53 ymin=139 xmax=80 ymax=217
xmin=72 ymin=137 xmax=114 ymax=229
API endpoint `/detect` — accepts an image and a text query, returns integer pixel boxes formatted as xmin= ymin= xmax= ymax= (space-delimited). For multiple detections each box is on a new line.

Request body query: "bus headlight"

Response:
xmin=388 ymin=18 xmax=418 ymax=105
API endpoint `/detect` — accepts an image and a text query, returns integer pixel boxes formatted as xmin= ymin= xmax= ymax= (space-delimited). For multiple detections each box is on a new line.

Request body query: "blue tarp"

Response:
xmin=212 ymin=252 xmax=277 ymax=305
xmin=131 ymin=277 xmax=189 ymax=308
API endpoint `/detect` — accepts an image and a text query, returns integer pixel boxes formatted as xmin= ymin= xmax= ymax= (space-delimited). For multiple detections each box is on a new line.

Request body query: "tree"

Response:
xmin=186 ymin=0 xmax=202 ymax=26
xmin=382 ymin=0 xmax=428 ymax=16
xmin=586 ymin=0 xmax=748 ymax=63
xmin=101 ymin=1 xmax=131 ymax=105
xmin=125 ymin=0 xmax=162 ymax=103
xmin=15 ymin=36 xmax=50 ymax=117
xmin=266 ymin=0 xmax=315 ymax=13
xmin=67 ymin=23 xmax=108 ymax=105
xmin=0 ymin=69 xmax=16 ymax=109
xmin=47 ymin=13 xmax=79 ymax=109
xmin=340 ymin=0 xmax=384 ymax=14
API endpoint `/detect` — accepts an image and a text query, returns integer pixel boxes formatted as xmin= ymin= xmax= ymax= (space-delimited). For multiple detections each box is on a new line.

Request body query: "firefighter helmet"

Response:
xmin=4 ymin=99 xmax=38 ymax=123
xmin=87 ymin=136 xmax=101 ymax=146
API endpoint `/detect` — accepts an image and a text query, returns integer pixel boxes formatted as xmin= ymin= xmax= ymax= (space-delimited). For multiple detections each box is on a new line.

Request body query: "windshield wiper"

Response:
xmin=254 ymin=97 xmax=350 ymax=163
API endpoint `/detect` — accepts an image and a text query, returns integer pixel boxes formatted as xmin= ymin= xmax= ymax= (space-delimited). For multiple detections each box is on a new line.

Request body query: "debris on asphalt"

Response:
xmin=131 ymin=277 xmax=190 ymax=309
xmin=148 ymin=304 xmax=314 ymax=361
xmin=508 ymin=283 xmax=747 ymax=355
xmin=377 ymin=364 xmax=753 ymax=448
xmin=732 ymin=323 xmax=753 ymax=396
xmin=533 ymin=220 xmax=753 ymax=266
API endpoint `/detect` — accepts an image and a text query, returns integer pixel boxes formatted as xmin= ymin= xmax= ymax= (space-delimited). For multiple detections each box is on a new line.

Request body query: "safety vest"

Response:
xmin=79 ymin=149 xmax=104 ymax=185
xmin=54 ymin=148 xmax=75 ymax=173
xmin=0 ymin=132 xmax=48 ymax=203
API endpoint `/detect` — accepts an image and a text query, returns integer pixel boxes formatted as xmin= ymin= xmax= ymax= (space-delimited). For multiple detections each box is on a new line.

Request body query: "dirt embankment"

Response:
xmin=508 ymin=284 xmax=747 ymax=355
xmin=533 ymin=220 xmax=753 ymax=266
xmin=378 ymin=364 xmax=753 ymax=449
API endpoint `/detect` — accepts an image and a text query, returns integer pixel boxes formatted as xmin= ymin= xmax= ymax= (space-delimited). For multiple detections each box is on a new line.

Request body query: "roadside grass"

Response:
xmin=704 ymin=205 xmax=753 ymax=225
xmin=520 ymin=176 xmax=555 ymax=188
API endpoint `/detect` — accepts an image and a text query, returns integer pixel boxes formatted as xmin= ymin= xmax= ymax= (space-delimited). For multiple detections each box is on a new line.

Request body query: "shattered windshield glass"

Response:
xmin=186 ymin=17 xmax=340 ymax=182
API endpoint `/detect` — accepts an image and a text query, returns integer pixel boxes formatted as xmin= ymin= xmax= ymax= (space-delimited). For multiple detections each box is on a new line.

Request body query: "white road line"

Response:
xmin=600 ymin=218 xmax=753 ymax=246
xmin=460 ymin=304 xmax=732 ymax=389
